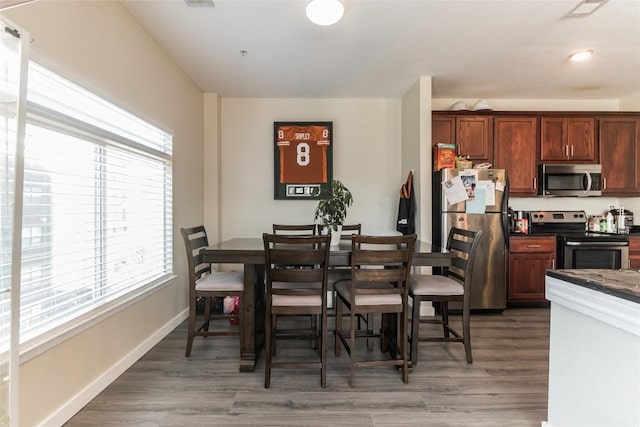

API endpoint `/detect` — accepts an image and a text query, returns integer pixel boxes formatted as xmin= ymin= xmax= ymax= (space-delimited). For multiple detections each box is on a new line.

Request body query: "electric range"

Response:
xmin=529 ymin=210 xmax=629 ymax=269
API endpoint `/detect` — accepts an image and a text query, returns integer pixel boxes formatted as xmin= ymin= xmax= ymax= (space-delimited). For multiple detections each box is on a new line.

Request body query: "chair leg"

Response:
xmin=410 ymin=295 xmax=421 ymax=366
xmin=463 ymin=306 xmax=473 ymax=364
xmin=203 ymin=297 xmax=211 ymax=332
xmin=238 ymin=294 xmax=245 ymax=360
xmin=311 ymin=314 xmax=318 ymax=350
xmin=335 ymin=298 xmax=343 ymax=356
xmin=349 ymin=311 xmax=356 ymax=387
xmin=321 ymin=310 xmax=327 ymax=388
xmin=400 ymin=307 xmax=409 ymax=384
xmin=441 ymin=301 xmax=450 ymax=338
xmin=264 ymin=310 xmax=272 ymax=388
xmin=185 ymin=303 xmax=196 ymax=357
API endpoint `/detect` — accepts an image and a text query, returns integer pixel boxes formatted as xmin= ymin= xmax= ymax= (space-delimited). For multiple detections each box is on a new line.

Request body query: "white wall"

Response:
xmin=210 ymin=98 xmax=404 ymax=240
xmin=4 ymin=1 xmax=203 ymax=425
xmin=546 ymin=279 xmax=640 ymax=426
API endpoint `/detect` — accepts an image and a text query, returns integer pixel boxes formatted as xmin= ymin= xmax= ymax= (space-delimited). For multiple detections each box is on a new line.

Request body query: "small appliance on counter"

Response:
xmin=608 ymin=208 xmax=633 ymax=233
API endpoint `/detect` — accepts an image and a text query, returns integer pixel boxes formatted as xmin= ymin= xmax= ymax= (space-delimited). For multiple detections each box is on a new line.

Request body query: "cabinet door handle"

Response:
xmin=570 ymin=145 xmax=574 ymax=157
xmin=552 ymin=259 xmax=555 ymax=269
xmin=603 ymin=177 xmax=607 ymax=190
xmin=527 ymin=244 xmax=542 ymax=248
xmin=533 ymin=177 xmax=537 ymax=190
xmin=565 ymin=145 xmax=569 ymax=157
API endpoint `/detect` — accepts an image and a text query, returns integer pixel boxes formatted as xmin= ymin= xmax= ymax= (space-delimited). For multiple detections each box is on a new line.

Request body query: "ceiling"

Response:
xmin=121 ymin=0 xmax=640 ymax=100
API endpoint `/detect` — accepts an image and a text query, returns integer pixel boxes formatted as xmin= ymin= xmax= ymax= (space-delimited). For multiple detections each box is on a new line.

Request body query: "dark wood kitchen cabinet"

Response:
xmin=630 ymin=235 xmax=640 ymax=269
xmin=599 ymin=116 xmax=640 ymax=195
xmin=494 ymin=117 xmax=539 ymax=196
xmin=540 ymin=117 xmax=597 ymax=162
xmin=432 ymin=115 xmax=492 ymax=163
xmin=508 ymin=236 xmax=556 ymax=304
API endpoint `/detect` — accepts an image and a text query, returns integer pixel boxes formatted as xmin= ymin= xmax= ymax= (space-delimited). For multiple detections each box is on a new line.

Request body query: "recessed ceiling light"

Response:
xmin=569 ymin=49 xmax=594 ymax=61
xmin=566 ymin=0 xmax=607 ymax=17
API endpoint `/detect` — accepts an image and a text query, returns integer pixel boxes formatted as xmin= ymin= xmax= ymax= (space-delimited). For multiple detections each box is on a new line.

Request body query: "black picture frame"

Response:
xmin=273 ymin=121 xmax=333 ymax=200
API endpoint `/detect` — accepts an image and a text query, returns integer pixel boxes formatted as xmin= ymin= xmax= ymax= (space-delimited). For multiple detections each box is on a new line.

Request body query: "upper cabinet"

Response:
xmin=432 ymin=111 xmax=639 ymax=197
xmin=599 ymin=116 xmax=640 ymax=195
xmin=432 ymin=115 xmax=492 ymax=163
xmin=540 ymin=117 xmax=597 ymax=162
xmin=493 ymin=117 xmax=539 ymax=196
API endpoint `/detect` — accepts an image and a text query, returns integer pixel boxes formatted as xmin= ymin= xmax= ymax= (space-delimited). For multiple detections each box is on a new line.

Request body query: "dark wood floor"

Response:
xmin=66 ymin=307 xmax=550 ymax=426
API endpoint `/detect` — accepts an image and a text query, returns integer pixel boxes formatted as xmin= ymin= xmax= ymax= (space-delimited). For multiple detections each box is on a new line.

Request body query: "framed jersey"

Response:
xmin=274 ymin=121 xmax=333 ymax=200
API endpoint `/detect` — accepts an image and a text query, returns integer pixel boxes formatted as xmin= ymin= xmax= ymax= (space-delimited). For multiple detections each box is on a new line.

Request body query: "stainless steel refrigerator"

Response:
xmin=432 ymin=168 xmax=508 ymax=311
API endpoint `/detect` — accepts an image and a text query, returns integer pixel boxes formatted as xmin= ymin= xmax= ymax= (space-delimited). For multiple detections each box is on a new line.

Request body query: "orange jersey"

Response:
xmin=277 ymin=125 xmax=330 ymax=184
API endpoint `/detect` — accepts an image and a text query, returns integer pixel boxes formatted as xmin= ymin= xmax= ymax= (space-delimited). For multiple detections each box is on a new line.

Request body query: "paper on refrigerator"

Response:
xmin=442 ymin=175 xmax=469 ymax=205
xmin=476 ymin=180 xmax=496 ymax=206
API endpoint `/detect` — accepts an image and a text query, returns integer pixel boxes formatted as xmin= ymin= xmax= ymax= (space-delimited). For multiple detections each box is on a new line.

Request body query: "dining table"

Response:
xmin=201 ymin=237 xmax=454 ymax=372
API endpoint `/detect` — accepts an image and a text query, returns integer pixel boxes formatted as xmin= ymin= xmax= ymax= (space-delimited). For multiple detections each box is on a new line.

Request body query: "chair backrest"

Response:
xmin=272 ymin=224 xmax=318 ymax=236
xmin=340 ymin=223 xmax=361 ymax=241
xmin=263 ymin=233 xmax=331 ymax=298
xmin=349 ymin=234 xmax=417 ymax=302
xmin=444 ymin=227 xmax=484 ymax=294
xmin=180 ymin=226 xmax=210 ymax=289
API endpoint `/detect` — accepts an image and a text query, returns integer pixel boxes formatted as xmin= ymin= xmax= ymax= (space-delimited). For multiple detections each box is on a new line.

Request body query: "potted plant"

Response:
xmin=314 ymin=179 xmax=353 ymax=245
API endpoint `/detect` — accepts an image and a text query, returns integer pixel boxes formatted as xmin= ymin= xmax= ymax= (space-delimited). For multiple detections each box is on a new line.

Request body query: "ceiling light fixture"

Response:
xmin=569 ymin=49 xmax=594 ymax=61
xmin=306 ymin=0 xmax=344 ymax=26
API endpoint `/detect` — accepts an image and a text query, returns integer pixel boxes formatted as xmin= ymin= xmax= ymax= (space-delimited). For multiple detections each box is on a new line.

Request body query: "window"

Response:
xmin=3 ymin=62 xmax=173 ymax=348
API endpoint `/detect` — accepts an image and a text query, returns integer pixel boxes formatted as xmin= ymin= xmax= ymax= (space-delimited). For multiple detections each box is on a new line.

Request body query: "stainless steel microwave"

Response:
xmin=538 ymin=164 xmax=602 ymax=197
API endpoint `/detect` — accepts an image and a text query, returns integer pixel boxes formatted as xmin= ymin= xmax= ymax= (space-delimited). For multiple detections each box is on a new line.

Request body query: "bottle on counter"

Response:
xmin=606 ymin=211 xmax=615 ymax=233
xmin=599 ymin=216 xmax=607 ymax=232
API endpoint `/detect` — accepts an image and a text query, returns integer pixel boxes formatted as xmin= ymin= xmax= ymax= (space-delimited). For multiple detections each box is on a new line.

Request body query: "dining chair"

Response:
xmin=334 ymin=233 xmax=417 ymax=386
xmin=325 ymin=224 xmax=370 ymax=336
xmin=408 ymin=227 xmax=483 ymax=365
xmin=273 ymin=223 xmax=321 ymax=347
xmin=263 ymin=233 xmax=331 ymax=388
xmin=326 ymin=223 xmax=361 ymax=295
xmin=180 ymin=226 xmax=244 ymax=357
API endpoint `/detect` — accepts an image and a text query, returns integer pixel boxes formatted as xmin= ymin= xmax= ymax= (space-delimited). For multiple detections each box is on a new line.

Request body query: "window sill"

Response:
xmin=19 ymin=275 xmax=177 ymax=364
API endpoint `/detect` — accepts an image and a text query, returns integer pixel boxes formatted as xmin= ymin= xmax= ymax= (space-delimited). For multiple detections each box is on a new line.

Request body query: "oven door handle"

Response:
xmin=565 ymin=241 xmax=628 ymax=247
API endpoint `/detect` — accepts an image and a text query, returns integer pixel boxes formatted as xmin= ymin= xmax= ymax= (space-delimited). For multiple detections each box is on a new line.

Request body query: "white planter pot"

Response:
xmin=330 ymin=224 xmax=342 ymax=246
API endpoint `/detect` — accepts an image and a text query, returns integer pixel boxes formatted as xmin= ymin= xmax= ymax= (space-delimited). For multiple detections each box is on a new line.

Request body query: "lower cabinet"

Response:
xmin=508 ymin=236 xmax=556 ymax=304
xmin=630 ymin=235 xmax=640 ymax=269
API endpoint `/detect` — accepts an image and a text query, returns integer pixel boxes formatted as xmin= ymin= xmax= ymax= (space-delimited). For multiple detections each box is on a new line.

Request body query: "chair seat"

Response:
xmin=410 ymin=274 xmax=463 ymax=296
xmin=195 ymin=271 xmax=244 ymax=292
xmin=335 ymin=281 xmax=401 ymax=306
xmin=272 ymin=294 xmax=322 ymax=307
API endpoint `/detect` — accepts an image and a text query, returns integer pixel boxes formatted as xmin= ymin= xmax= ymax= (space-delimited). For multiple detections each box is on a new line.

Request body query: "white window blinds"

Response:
xmin=16 ymin=63 xmax=172 ymax=345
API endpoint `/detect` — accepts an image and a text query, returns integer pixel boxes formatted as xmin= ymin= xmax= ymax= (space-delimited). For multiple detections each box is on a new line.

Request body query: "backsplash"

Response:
xmin=510 ymin=197 xmax=640 ymax=224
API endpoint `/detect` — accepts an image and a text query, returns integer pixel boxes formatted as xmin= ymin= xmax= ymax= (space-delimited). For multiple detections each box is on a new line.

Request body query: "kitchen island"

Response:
xmin=544 ymin=269 xmax=640 ymax=427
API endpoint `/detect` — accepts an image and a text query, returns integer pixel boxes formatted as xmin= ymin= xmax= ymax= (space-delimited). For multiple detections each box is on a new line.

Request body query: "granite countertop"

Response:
xmin=547 ymin=269 xmax=640 ymax=304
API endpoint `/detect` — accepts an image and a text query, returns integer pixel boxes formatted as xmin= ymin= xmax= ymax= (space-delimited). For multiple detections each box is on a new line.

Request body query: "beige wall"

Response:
xmin=211 ymin=98 xmax=404 ymax=240
xmin=4 ymin=1 xmax=203 ymax=425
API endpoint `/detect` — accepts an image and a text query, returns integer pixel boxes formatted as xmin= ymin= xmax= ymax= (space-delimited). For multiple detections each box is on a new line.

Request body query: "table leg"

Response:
xmin=239 ymin=263 xmax=265 ymax=372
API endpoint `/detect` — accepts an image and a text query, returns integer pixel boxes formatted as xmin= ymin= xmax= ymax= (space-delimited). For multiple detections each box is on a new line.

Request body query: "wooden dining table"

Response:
xmin=201 ymin=237 xmax=454 ymax=372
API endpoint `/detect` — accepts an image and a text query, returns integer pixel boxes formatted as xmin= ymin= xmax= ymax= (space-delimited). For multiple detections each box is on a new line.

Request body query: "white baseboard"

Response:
xmin=38 ymin=308 xmax=188 ymax=427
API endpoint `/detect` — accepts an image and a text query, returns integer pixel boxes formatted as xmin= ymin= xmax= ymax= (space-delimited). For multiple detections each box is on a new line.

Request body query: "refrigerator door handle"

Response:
xmin=501 ymin=175 xmax=510 ymax=249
